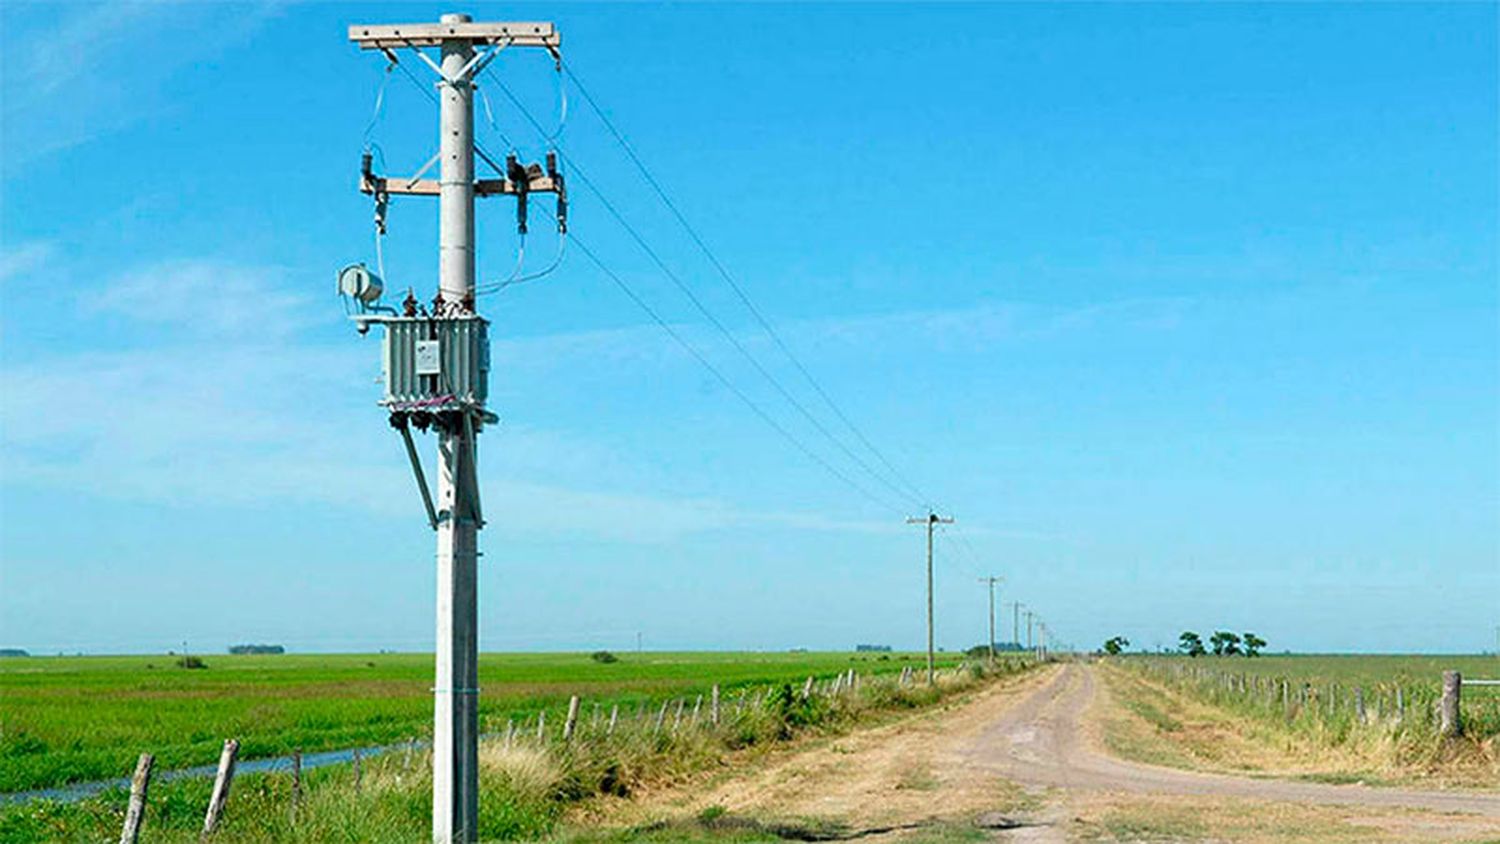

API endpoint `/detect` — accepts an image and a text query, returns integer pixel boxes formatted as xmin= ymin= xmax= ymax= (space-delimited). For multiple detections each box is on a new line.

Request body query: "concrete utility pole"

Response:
xmin=348 ymin=15 xmax=562 ymax=844
xmin=907 ymin=512 xmax=954 ymax=685
xmin=1006 ymin=601 xmax=1022 ymax=651
xmin=1025 ymin=610 xmax=1034 ymax=654
xmin=978 ymin=576 xmax=1003 ymax=665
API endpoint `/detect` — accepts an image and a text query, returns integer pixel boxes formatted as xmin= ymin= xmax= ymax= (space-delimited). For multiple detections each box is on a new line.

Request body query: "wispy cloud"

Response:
xmin=0 ymin=2 xmax=281 ymax=166
xmin=85 ymin=258 xmax=315 ymax=336
xmin=0 ymin=240 xmax=54 ymax=284
xmin=4 ymin=251 xmax=1173 ymax=541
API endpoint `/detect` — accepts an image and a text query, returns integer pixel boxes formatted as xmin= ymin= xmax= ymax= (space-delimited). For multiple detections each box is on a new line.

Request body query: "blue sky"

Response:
xmin=1 ymin=3 xmax=1495 ymax=656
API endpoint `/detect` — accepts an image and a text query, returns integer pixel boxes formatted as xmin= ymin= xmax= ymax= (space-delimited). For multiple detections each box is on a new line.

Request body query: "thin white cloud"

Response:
xmin=84 ymin=258 xmax=316 ymax=336
xmin=0 ymin=2 xmax=281 ymax=166
xmin=0 ymin=240 xmax=54 ymax=284
xmin=5 ymin=255 xmax=1149 ymax=542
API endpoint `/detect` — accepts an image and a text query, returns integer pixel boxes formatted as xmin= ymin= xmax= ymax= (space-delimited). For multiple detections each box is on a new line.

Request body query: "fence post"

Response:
xmin=1354 ymin=687 xmax=1365 ymax=724
xmin=564 ymin=695 xmax=581 ymax=741
xmin=201 ymin=738 xmax=239 ymax=839
xmin=1440 ymin=671 xmax=1462 ymax=737
xmin=654 ymin=700 xmax=668 ymax=732
xmin=505 ymin=719 xmax=515 ymax=747
xmin=711 ymin=685 xmax=721 ymax=726
xmin=1396 ymin=687 xmax=1404 ymax=722
xmin=672 ymin=698 xmax=686 ymax=732
xmin=690 ymin=694 xmax=702 ymax=725
xmin=801 ymin=676 xmax=814 ymax=699
xmin=118 ymin=752 xmax=154 ymax=844
xmin=608 ymin=703 xmax=619 ymax=735
xmin=536 ymin=710 xmax=547 ymax=740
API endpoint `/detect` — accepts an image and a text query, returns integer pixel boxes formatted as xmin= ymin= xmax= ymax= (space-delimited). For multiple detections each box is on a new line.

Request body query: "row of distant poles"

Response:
xmin=342 ymin=14 xmax=1058 ymax=844
xmin=910 ymin=513 xmax=1052 ymax=686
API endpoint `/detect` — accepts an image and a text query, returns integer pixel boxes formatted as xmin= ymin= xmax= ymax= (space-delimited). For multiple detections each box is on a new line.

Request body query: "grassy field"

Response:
xmin=0 ymin=658 xmax=1026 ymax=843
xmin=0 ymin=650 xmax=958 ymax=794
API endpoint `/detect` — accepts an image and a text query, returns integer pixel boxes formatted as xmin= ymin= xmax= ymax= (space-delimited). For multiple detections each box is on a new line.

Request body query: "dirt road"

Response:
xmin=972 ymin=662 xmax=1500 ymax=816
xmin=634 ymin=662 xmax=1500 ymax=841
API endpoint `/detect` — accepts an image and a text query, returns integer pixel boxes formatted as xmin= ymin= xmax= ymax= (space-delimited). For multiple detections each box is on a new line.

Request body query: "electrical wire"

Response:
xmin=566 ymin=229 xmax=906 ymax=514
xmin=481 ymin=67 xmax=921 ymax=513
xmin=560 ymin=59 xmax=935 ymax=510
xmin=362 ymin=63 xmax=394 ymax=143
xmin=475 ymin=235 xmax=567 ymax=296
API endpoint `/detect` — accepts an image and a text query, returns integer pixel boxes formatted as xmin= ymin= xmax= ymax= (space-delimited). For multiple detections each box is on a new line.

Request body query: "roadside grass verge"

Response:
xmin=1 ymin=660 xmax=1034 ymax=842
xmin=1098 ymin=662 xmax=1497 ymax=788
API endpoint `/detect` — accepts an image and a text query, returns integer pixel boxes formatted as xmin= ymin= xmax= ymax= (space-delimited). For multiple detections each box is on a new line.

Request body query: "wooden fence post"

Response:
xmin=564 ymin=695 xmax=581 ymax=741
xmin=691 ymin=694 xmax=702 ymax=725
xmin=801 ymin=676 xmax=814 ymax=699
xmin=118 ymin=752 xmax=154 ymax=844
xmin=1396 ymin=687 xmax=1404 ymax=722
xmin=654 ymin=700 xmax=668 ymax=732
xmin=607 ymin=703 xmax=619 ymax=735
xmin=672 ymin=698 xmax=686 ymax=732
xmin=505 ymin=719 xmax=515 ymax=747
xmin=711 ymin=685 xmax=721 ymax=726
xmin=536 ymin=709 xmax=547 ymax=740
xmin=201 ymin=738 xmax=239 ymax=839
xmin=1440 ymin=671 xmax=1462 ymax=737
xmin=1354 ymin=687 xmax=1365 ymax=724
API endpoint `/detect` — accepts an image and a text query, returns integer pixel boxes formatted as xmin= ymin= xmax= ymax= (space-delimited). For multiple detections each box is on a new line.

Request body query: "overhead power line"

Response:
xmin=482 ymin=67 xmax=922 ymax=512
xmin=559 ymin=59 xmax=935 ymax=510
xmin=566 ymin=229 xmax=905 ymax=513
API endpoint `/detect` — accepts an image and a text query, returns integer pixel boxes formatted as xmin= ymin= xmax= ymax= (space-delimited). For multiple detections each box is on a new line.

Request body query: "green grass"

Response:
xmin=0 ymin=659 xmax=1027 ymax=842
xmin=0 ymin=651 xmax=960 ymax=794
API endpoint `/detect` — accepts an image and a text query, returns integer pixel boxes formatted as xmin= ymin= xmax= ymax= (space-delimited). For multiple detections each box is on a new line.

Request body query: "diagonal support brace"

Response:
xmin=395 ymin=418 xmax=440 ymax=530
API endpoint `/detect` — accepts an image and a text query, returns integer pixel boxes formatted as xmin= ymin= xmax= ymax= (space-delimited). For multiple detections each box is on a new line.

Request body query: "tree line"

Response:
xmin=1178 ymin=630 xmax=1266 ymax=657
xmin=1098 ymin=631 xmax=1268 ymax=657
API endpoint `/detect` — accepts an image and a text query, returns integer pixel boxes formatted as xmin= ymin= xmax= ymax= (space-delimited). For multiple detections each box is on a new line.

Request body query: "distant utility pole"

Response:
xmin=1025 ymin=610 xmax=1034 ymax=654
xmin=1006 ymin=601 xmax=1022 ymax=650
xmin=637 ymin=631 xmax=643 ymax=654
xmin=978 ymin=576 xmax=1003 ymax=665
xmin=346 ymin=15 xmax=563 ymax=844
xmin=907 ymin=512 xmax=954 ymax=685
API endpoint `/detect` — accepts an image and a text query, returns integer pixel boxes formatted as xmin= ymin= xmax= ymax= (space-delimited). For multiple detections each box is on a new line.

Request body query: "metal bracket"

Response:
xmin=395 ymin=418 xmax=440 ymax=530
xmin=360 ymin=171 xmax=562 ymax=198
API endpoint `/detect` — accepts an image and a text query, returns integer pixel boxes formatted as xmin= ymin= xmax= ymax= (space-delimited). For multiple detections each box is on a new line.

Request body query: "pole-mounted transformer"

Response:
xmin=341 ymin=14 xmax=563 ymax=844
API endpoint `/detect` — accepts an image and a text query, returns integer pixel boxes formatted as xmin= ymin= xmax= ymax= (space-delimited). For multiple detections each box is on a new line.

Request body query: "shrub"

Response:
xmin=590 ymin=651 xmax=618 ymax=664
xmin=176 ymin=655 xmax=207 ymax=669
